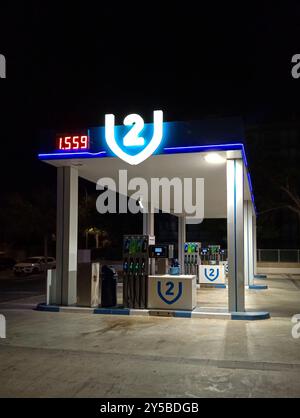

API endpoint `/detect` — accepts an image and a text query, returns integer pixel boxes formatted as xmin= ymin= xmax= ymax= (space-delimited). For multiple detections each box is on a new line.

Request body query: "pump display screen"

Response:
xmin=56 ymin=134 xmax=89 ymax=151
xmin=149 ymin=245 xmax=168 ymax=258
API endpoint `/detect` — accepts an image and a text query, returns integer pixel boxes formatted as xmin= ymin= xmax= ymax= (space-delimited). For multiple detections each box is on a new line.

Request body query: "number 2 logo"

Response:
xmin=123 ymin=114 xmax=145 ymax=147
xmin=165 ymin=281 xmax=174 ymax=296
xmin=105 ymin=110 xmax=163 ymax=165
xmin=157 ymin=280 xmax=183 ymax=304
xmin=204 ymin=267 xmax=220 ymax=282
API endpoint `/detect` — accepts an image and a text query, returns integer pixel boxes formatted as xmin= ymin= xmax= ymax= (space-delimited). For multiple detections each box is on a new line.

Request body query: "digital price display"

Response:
xmin=56 ymin=134 xmax=89 ymax=151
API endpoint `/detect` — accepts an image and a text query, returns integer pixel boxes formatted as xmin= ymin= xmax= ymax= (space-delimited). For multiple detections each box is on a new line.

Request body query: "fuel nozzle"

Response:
xmin=123 ymin=258 xmax=128 ymax=273
xmin=134 ymin=258 xmax=140 ymax=274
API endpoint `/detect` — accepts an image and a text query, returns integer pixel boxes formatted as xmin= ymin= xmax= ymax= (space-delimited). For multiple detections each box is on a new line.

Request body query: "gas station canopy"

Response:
xmin=38 ymin=114 xmax=263 ymax=316
xmin=39 ymin=116 xmax=255 ymax=218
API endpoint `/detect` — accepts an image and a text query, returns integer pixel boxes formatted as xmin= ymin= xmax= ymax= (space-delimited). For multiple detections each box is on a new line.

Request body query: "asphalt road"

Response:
xmin=0 ymin=270 xmax=46 ymax=303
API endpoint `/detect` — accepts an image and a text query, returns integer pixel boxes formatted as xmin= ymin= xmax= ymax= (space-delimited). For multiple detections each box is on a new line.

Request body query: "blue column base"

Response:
xmin=255 ymin=274 xmax=267 ymax=279
xmin=231 ymin=311 xmax=270 ymax=320
xmin=207 ymin=283 xmax=227 ymax=288
xmin=94 ymin=307 xmax=130 ymax=315
xmin=249 ymin=284 xmax=268 ymax=290
xmin=35 ymin=303 xmax=60 ymax=312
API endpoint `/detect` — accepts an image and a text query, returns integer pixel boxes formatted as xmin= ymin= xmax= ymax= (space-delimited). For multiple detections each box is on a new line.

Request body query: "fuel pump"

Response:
xmin=148 ymin=244 xmax=174 ymax=275
xmin=220 ymin=249 xmax=226 ymax=262
xmin=199 ymin=245 xmax=226 ymax=285
xmin=122 ymin=235 xmax=154 ymax=309
xmin=219 ymin=249 xmax=228 ymax=276
xmin=184 ymin=242 xmax=201 ymax=282
xmin=208 ymin=245 xmax=221 ymax=265
xmin=200 ymin=247 xmax=209 ymax=264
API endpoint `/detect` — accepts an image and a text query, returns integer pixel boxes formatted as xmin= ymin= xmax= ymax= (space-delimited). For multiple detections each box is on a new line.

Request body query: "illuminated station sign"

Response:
xmin=39 ymin=114 xmax=246 ymax=166
xmin=56 ymin=134 xmax=89 ymax=151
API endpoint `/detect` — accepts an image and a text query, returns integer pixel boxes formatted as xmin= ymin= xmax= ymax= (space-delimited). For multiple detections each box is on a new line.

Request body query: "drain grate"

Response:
xmin=149 ymin=310 xmax=174 ymax=317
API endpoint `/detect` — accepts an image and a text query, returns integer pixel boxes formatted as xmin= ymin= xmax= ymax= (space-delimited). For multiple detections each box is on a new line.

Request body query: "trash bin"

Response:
xmin=101 ymin=265 xmax=117 ymax=307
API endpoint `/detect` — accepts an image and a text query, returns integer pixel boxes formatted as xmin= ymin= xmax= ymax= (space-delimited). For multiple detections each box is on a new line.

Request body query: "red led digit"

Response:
xmin=80 ymin=135 xmax=88 ymax=149
xmin=64 ymin=136 xmax=71 ymax=150
xmin=59 ymin=137 xmax=63 ymax=149
xmin=73 ymin=136 xmax=79 ymax=149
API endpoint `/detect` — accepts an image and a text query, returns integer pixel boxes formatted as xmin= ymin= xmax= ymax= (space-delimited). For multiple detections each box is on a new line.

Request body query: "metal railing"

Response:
xmin=257 ymin=249 xmax=300 ymax=263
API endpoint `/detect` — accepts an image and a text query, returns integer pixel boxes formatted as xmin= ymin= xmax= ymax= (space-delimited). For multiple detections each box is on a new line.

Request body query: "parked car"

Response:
xmin=13 ymin=256 xmax=56 ymax=276
xmin=0 ymin=256 xmax=16 ymax=270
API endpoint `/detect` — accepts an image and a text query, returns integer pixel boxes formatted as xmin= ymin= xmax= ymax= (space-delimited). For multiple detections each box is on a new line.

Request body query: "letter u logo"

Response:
xmin=204 ymin=267 xmax=220 ymax=282
xmin=105 ymin=110 xmax=163 ymax=165
xmin=157 ymin=280 xmax=183 ymax=304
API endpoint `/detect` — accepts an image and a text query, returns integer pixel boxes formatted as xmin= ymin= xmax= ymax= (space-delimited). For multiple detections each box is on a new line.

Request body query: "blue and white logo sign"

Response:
xmin=204 ymin=267 xmax=220 ymax=282
xmin=157 ymin=280 xmax=183 ymax=305
xmin=105 ymin=110 xmax=163 ymax=165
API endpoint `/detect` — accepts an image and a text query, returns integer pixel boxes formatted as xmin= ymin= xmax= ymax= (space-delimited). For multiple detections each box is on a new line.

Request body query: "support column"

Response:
xmin=56 ymin=166 xmax=78 ymax=305
xmin=248 ymin=203 xmax=254 ymax=285
xmin=244 ymin=203 xmax=249 ymax=286
xmin=178 ymin=216 xmax=186 ymax=273
xmin=143 ymin=212 xmax=155 ymax=274
xmin=142 ymin=212 xmax=154 ymax=235
xmin=244 ymin=200 xmax=254 ymax=286
xmin=227 ymin=159 xmax=245 ymax=312
xmin=253 ymin=215 xmax=257 ymax=276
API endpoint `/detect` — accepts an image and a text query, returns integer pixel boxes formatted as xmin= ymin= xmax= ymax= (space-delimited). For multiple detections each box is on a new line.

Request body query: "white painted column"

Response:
xmin=253 ymin=215 xmax=257 ymax=277
xmin=248 ymin=203 xmax=254 ymax=285
xmin=143 ymin=212 xmax=154 ymax=235
xmin=244 ymin=203 xmax=249 ymax=286
xmin=244 ymin=200 xmax=254 ymax=286
xmin=56 ymin=166 xmax=78 ymax=305
xmin=227 ymin=159 xmax=245 ymax=312
xmin=143 ymin=212 xmax=155 ymax=274
xmin=178 ymin=216 xmax=186 ymax=273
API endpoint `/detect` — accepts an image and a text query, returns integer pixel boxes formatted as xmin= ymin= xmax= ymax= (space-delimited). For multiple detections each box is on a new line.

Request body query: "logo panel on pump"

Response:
xmin=157 ymin=280 xmax=183 ymax=304
xmin=204 ymin=267 xmax=220 ymax=282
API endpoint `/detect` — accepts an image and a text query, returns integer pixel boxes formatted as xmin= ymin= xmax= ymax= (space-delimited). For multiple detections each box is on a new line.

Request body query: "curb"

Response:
xmin=199 ymin=284 xmax=227 ymax=289
xmin=35 ymin=304 xmax=60 ymax=312
xmin=94 ymin=308 xmax=130 ymax=315
xmin=211 ymin=284 xmax=227 ymax=289
xmin=231 ymin=311 xmax=270 ymax=320
xmin=255 ymin=274 xmax=267 ymax=279
xmin=35 ymin=303 xmax=270 ymax=320
xmin=248 ymin=284 xmax=268 ymax=290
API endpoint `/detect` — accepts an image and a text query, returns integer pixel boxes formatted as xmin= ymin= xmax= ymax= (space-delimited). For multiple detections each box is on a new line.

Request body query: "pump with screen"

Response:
xmin=148 ymin=244 xmax=174 ymax=275
xmin=122 ymin=235 xmax=153 ymax=309
xmin=199 ymin=244 xmax=227 ymax=285
xmin=184 ymin=242 xmax=201 ymax=283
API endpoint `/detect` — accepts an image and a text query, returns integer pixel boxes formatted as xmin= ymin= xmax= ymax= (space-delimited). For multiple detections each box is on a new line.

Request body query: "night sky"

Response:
xmin=1 ymin=2 xmax=300 ymax=248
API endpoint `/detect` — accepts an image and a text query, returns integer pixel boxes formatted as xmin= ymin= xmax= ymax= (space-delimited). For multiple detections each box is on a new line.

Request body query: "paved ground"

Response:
xmin=0 ymin=269 xmax=45 ymax=303
xmin=0 ymin=274 xmax=300 ymax=397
